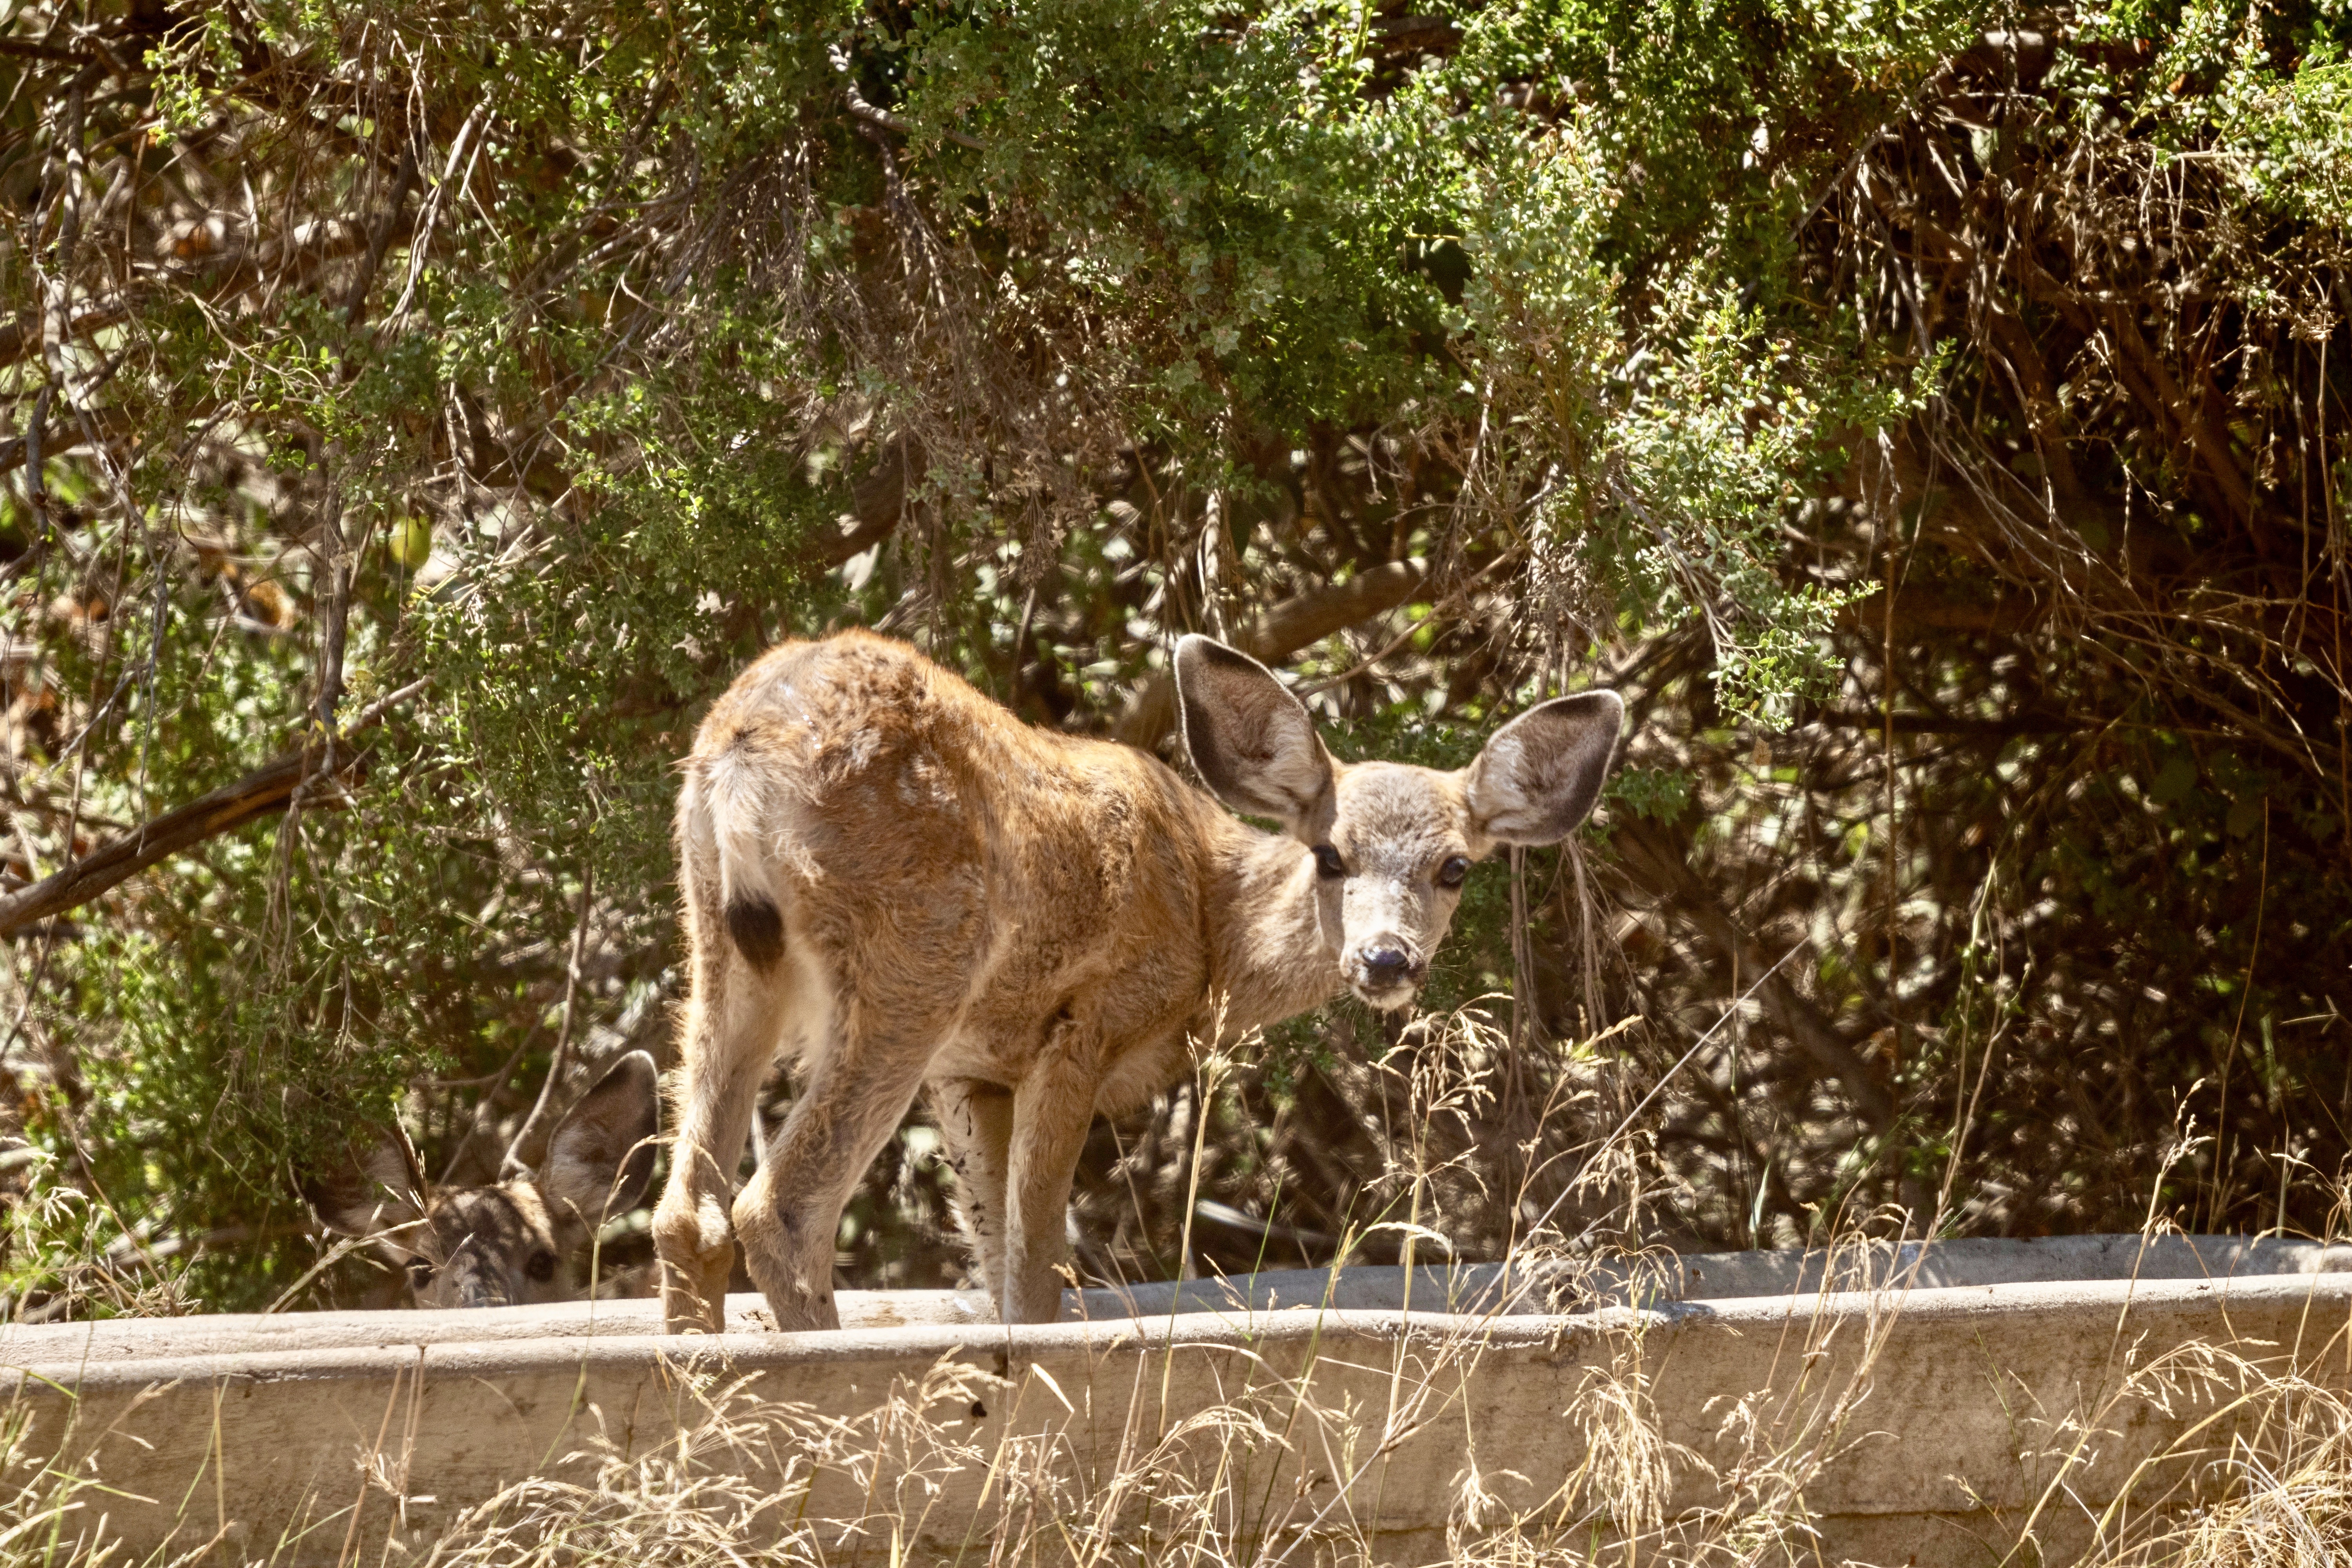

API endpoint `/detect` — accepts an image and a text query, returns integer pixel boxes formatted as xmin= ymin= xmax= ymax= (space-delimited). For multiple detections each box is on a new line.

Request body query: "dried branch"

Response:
xmin=499 ymin=865 xmax=595 ymax=1180
xmin=1112 ymin=557 xmax=1430 ymax=750
xmin=0 ymin=679 xmax=426 ymax=939
xmin=1613 ymin=818 xmax=1897 ymax=1131
xmin=808 ymin=436 xmax=922 ymax=568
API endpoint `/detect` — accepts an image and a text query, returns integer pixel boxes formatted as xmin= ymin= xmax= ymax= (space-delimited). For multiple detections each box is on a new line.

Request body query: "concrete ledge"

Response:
xmin=2 ymin=1236 xmax=2345 ymax=1565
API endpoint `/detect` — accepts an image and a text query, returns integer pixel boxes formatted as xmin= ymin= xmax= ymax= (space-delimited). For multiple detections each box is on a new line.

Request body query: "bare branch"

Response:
xmin=499 ymin=865 xmax=595 ymax=1180
xmin=1113 ymin=557 xmax=1430 ymax=750
xmin=806 ymin=436 xmax=922 ymax=569
xmin=1613 ymin=818 xmax=1898 ymax=1131
xmin=0 ymin=679 xmax=426 ymax=939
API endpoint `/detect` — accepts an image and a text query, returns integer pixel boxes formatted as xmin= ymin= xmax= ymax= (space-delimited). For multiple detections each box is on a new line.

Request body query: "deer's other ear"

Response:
xmin=539 ymin=1051 xmax=660 ymax=1229
xmin=300 ymin=1122 xmax=428 ymax=1245
xmin=1463 ymin=690 xmax=1624 ymax=846
xmin=1175 ymin=635 xmax=1335 ymax=837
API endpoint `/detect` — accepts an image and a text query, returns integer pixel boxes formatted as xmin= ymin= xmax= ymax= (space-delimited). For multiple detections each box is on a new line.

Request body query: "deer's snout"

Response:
xmin=448 ymin=1272 xmax=507 ymax=1310
xmin=1345 ymin=935 xmax=1427 ymax=1008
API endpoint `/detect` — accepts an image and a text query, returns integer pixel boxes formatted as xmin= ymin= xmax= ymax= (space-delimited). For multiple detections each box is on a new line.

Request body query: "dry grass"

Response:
xmin=2 ymin=1005 xmax=2350 ymax=1567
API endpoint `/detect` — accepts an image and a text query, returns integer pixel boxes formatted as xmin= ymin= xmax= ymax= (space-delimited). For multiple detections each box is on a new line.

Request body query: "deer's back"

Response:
xmin=685 ymin=631 xmax=1218 ymax=1080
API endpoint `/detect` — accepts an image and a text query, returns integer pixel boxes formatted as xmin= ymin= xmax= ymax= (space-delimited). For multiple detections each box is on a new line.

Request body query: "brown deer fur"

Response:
xmin=653 ymin=629 xmax=1622 ymax=1332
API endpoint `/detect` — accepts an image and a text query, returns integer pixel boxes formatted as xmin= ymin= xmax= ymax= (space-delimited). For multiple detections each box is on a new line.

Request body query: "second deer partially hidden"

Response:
xmin=653 ymin=629 xmax=1623 ymax=1332
xmin=307 ymin=1051 xmax=659 ymax=1308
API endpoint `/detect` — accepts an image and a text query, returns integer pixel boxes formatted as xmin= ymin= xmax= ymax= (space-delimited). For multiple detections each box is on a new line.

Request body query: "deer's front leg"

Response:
xmin=929 ymin=1077 xmax=1014 ymax=1309
xmin=734 ymin=1001 xmax=940 ymax=1332
xmin=1003 ymin=1036 xmax=1100 ymax=1325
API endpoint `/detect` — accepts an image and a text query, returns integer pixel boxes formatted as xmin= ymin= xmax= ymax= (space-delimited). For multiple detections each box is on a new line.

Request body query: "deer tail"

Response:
xmin=691 ymin=749 xmax=788 ymax=972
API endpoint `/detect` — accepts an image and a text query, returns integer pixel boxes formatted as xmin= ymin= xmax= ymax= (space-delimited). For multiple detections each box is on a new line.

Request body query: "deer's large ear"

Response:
xmin=539 ymin=1051 xmax=660 ymax=1229
xmin=301 ymin=1122 xmax=428 ymax=1245
xmin=1463 ymin=690 xmax=1624 ymax=846
xmin=1175 ymin=635 xmax=1335 ymax=837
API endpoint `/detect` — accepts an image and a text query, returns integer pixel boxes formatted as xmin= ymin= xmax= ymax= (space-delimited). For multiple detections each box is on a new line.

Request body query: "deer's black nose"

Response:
xmin=1363 ymin=946 xmax=1416 ymax=982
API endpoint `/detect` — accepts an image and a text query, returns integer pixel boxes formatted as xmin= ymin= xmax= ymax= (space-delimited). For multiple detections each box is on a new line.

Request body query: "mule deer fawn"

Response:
xmin=306 ymin=1051 xmax=659 ymax=1308
xmin=653 ymin=629 xmax=1622 ymax=1332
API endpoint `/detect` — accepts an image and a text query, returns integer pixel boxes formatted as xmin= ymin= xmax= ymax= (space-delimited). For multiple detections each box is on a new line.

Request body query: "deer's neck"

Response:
xmin=1196 ymin=815 xmax=1345 ymax=1039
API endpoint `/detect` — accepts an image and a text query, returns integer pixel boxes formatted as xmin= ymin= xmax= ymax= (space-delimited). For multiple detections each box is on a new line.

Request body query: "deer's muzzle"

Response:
xmin=1345 ymin=936 xmax=1427 ymax=1009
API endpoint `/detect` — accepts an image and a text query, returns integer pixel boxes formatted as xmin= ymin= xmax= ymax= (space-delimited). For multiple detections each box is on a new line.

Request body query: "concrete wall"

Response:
xmin=2 ymin=1236 xmax=2343 ymax=1564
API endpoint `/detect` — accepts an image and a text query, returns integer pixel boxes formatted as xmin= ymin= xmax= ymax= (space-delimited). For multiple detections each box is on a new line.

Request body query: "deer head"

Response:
xmin=303 ymin=1051 xmax=660 ymax=1308
xmin=1176 ymin=635 xmax=1622 ymax=1011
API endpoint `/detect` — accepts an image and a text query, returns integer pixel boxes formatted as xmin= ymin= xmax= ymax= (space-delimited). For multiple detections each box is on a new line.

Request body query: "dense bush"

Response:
xmin=0 ymin=0 xmax=2342 ymax=1314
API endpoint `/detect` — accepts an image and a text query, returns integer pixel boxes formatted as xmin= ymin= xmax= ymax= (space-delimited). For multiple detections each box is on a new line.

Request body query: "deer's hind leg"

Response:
xmin=653 ymin=805 xmax=795 ymax=1334
xmin=734 ymin=973 xmax=968 ymax=1332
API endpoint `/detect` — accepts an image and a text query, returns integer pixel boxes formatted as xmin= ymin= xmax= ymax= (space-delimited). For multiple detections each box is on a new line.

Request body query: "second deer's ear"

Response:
xmin=300 ymin=1121 xmax=428 ymax=1245
xmin=539 ymin=1051 xmax=660 ymax=1229
xmin=1463 ymin=690 xmax=1624 ymax=847
xmin=1174 ymin=636 xmax=1335 ymax=838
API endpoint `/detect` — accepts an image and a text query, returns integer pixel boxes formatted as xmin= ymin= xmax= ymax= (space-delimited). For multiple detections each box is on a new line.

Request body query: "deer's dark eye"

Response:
xmin=525 ymin=1249 xmax=558 ymax=1283
xmin=1312 ymin=845 xmax=1346 ymax=880
xmin=1436 ymin=855 xmax=1470 ymax=889
xmin=406 ymin=1259 xmax=435 ymax=1289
